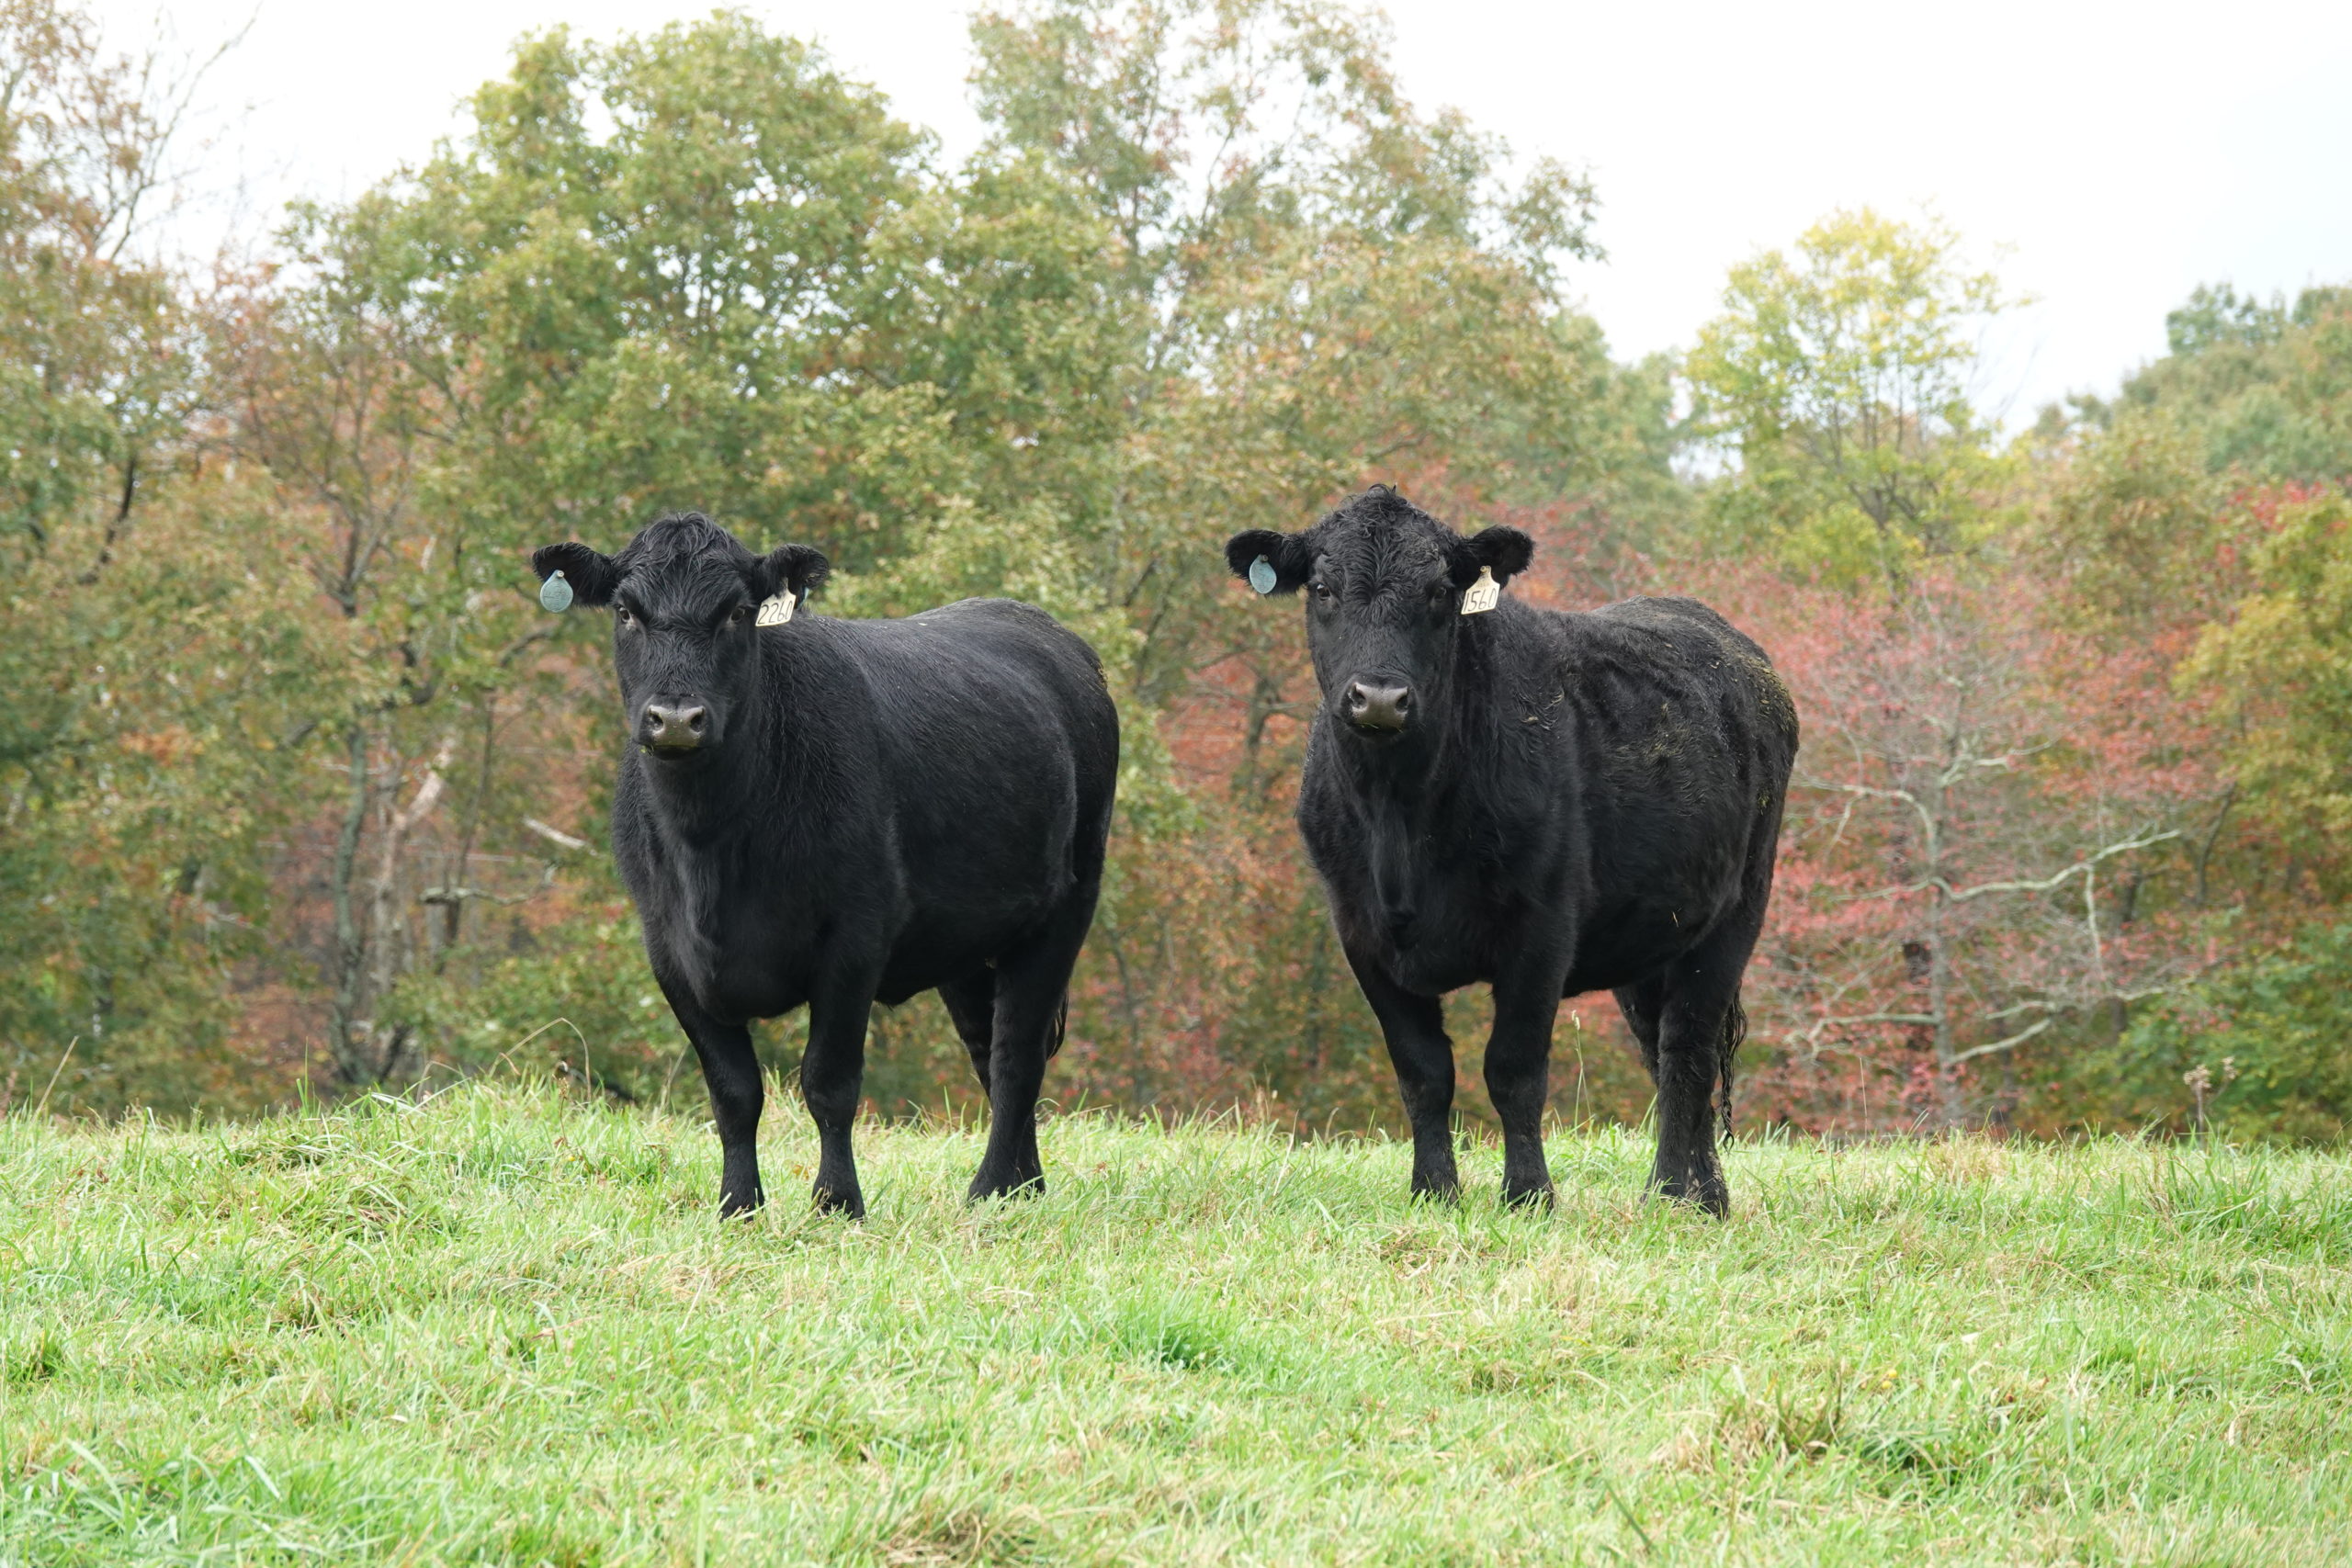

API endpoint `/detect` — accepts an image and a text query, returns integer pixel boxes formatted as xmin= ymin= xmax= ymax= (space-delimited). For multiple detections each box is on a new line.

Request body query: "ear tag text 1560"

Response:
xmin=756 ymin=592 xmax=795 ymax=627
xmin=538 ymin=570 xmax=573 ymax=613
xmin=1248 ymin=555 xmax=1278 ymax=595
xmin=1460 ymin=566 xmax=1500 ymax=615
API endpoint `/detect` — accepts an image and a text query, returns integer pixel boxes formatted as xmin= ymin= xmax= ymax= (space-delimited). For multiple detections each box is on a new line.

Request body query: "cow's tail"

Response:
xmin=1047 ymin=990 xmax=1069 ymax=1060
xmin=1717 ymin=989 xmax=1747 ymax=1141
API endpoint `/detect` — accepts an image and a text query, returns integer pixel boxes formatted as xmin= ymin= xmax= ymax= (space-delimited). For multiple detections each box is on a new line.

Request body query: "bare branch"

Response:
xmin=1950 ymin=1016 xmax=2055 ymax=1064
xmin=523 ymin=817 xmax=588 ymax=852
xmin=1937 ymin=830 xmax=2180 ymax=903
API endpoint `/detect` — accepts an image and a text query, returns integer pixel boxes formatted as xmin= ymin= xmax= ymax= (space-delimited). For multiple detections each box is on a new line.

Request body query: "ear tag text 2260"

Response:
xmin=756 ymin=592 xmax=795 ymax=627
xmin=1460 ymin=566 xmax=1500 ymax=615
xmin=1248 ymin=555 xmax=1278 ymax=595
xmin=538 ymin=570 xmax=573 ymax=613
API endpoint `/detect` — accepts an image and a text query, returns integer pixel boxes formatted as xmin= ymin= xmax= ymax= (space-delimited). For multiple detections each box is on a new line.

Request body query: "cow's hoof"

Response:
xmin=812 ymin=1183 xmax=866 ymax=1220
xmin=1501 ymin=1180 xmax=1555 ymax=1211
xmin=967 ymin=1170 xmax=1046 ymax=1203
xmin=1408 ymin=1175 xmax=1463 ymax=1203
xmin=1651 ymin=1172 xmax=1729 ymax=1218
xmin=718 ymin=1188 xmax=765 ymax=1221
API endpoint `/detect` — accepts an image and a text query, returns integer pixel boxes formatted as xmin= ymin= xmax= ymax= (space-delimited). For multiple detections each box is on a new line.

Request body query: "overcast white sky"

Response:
xmin=99 ymin=0 xmax=2352 ymax=423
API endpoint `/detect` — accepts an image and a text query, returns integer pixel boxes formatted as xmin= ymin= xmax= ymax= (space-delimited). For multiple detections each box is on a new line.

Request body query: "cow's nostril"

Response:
xmin=644 ymin=704 xmax=707 ymax=752
xmin=1344 ymin=681 xmax=1413 ymax=732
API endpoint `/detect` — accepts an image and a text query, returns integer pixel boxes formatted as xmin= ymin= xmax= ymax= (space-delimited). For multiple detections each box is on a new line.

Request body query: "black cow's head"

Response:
xmin=1225 ymin=488 xmax=1532 ymax=744
xmin=531 ymin=513 xmax=828 ymax=764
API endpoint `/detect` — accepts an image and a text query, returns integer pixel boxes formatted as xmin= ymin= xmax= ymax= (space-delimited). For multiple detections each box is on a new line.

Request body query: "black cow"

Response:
xmin=1226 ymin=489 xmax=1796 ymax=1214
xmin=533 ymin=513 xmax=1118 ymax=1219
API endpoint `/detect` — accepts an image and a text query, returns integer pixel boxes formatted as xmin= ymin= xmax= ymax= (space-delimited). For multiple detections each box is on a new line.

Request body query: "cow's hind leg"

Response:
xmin=937 ymin=967 xmax=996 ymax=1089
xmin=968 ymin=886 xmax=1097 ymax=1202
xmin=1637 ymin=919 xmax=1760 ymax=1218
xmin=1613 ymin=975 xmax=1665 ymax=1086
xmin=1340 ymin=938 xmax=1460 ymax=1200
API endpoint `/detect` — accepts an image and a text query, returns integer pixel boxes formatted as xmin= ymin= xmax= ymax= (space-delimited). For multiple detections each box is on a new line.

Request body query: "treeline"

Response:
xmin=2 ymin=0 xmax=2346 ymax=1140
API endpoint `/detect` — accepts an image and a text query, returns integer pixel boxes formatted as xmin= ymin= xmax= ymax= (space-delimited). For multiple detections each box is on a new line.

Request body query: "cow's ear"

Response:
xmin=756 ymin=543 xmax=831 ymax=604
xmin=1451 ymin=525 xmax=1534 ymax=589
xmin=1224 ymin=529 xmax=1313 ymax=596
xmin=532 ymin=542 xmax=620 ymax=607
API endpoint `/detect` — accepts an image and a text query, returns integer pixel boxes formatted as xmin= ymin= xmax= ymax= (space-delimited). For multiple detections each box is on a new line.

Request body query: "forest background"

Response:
xmin=6 ymin=0 xmax=2348 ymax=1143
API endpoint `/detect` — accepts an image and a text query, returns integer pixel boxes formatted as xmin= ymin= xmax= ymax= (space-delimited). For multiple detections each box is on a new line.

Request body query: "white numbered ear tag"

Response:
xmin=755 ymin=592 xmax=795 ymax=626
xmin=538 ymin=570 xmax=572 ymax=613
xmin=1248 ymin=556 xmax=1278 ymax=595
xmin=1460 ymin=566 xmax=1500 ymax=615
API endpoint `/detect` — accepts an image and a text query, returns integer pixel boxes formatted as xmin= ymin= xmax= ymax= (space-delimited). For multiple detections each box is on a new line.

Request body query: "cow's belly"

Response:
xmin=1363 ymin=831 xmax=1750 ymax=1000
xmin=684 ymin=933 xmax=811 ymax=1024
xmin=873 ymin=899 xmax=1058 ymax=1004
xmin=1369 ymin=880 xmax=1518 ymax=997
xmin=1561 ymin=908 xmax=1709 ymax=996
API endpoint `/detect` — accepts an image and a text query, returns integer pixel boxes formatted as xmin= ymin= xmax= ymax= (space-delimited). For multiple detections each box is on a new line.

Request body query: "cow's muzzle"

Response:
xmin=1343 ymin=680 xmax=1412 ymax=734
xmin=639 ymin=702 xmax=707 ymax=754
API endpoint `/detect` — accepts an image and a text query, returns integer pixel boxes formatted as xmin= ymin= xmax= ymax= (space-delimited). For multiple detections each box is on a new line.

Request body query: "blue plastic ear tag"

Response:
xmin=1248 ymin=556 xmax=1278 ymax=595
xmin=538 ymin=570 xmax=573 ymax=613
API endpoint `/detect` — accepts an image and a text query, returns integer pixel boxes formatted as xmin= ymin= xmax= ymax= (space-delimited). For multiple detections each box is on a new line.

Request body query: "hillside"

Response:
xmin=2 ymin=1087 xmax=2348 ymax=1564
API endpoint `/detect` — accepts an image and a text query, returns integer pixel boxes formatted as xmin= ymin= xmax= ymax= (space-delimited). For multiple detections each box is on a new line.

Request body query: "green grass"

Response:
xmin=2 ymin=1086 xmax=2348 ymax=1565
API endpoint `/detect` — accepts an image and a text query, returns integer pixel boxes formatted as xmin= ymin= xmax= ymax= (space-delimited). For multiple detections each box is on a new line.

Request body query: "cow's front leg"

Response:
xmin=801 ymin=967 xmax=877 ymax=1218
xmin=655 ymin=973 xmax=765 ymax=1219
xmin=1341 ymin=939 xmax=1459 ymax=1200
xmin=1486 ymin=953 xmax=1570 ymax=1209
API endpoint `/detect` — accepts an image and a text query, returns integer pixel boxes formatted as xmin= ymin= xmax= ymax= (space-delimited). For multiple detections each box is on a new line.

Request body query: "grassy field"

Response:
xmin=1 ymin=1086 xmax=2348 ymax=1565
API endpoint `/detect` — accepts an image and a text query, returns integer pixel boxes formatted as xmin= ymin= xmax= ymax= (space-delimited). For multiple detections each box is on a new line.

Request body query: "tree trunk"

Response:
xmin=1928 ymin=890 xmax=1965 ymax=1132
xmin=327 ymin=724 xmax=376 ymax=1087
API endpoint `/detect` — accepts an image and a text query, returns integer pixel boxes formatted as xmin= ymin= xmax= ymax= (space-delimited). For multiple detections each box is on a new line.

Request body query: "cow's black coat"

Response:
xmin=1227 ymin=489 xmax=1796 ymax=1213
xmin=534 ymin=514 xmax=1118 ymax=1218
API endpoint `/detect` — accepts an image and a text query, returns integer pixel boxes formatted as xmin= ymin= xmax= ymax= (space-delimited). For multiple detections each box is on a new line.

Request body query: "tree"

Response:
xmin=2181 ymin=490 xmax=2352 ymax=857
xmin=2083 ymin=920 xmax=2352 ymax=1143
xmin=1686 ymin=209 xmax=2017 ymax=594
xmin=1742 ymin=570 xmax=2203 ymax=1130
xmin=2115 ymin=283 xmax=2352 ymax=482
xmin=964 ymin=0 xmax=1678 ymax=1124
xmin=0 ymin=0 xmax=317 ymax=1111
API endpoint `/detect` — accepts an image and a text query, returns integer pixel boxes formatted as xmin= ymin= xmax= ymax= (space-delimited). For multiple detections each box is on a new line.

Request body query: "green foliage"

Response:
xmin=0 ymin=0 xmax=199 ymax=548
xmin=1687 ymin=209 xmax=2018 ymax=590
xmin=2182 ymin=491 xmax=2352 ymax=846
xmin=0 ymin=6 xmax=322 ymax=1111
xmin=2115 ymin=282 xmax=2352 ymax=482
xmin=2035 ymin=412 xmax=2239 ymax=637
xmin=379 ymin=17 xmax=1035 ymax=563
xmin=2065 ymin=922 xmax=2352 ymax=1143
xmin=968 ymin=0 xmax=1624 ymax=699
xmin=2045 ymin=281 xmax=2352 ymax=639
xmin=2030 ymin=274 xmax=2352 ymax=965
xmin=375 ymin=905 xmax=683 ymax=1100
xmin=5 ymin=1089 xmax=2352 ymax=1561
xmin=0 ymin=476 xmax=322 ymax=1114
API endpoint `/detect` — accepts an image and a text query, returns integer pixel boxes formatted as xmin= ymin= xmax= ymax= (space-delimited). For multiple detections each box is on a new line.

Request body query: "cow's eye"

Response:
xmin=616 ymin=605 xmax=636 ymax=627
xmin=729 ymin=604 xmax=750 ymax=626
xmin=1310 ymin=581 xmax=1333 ymax=602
